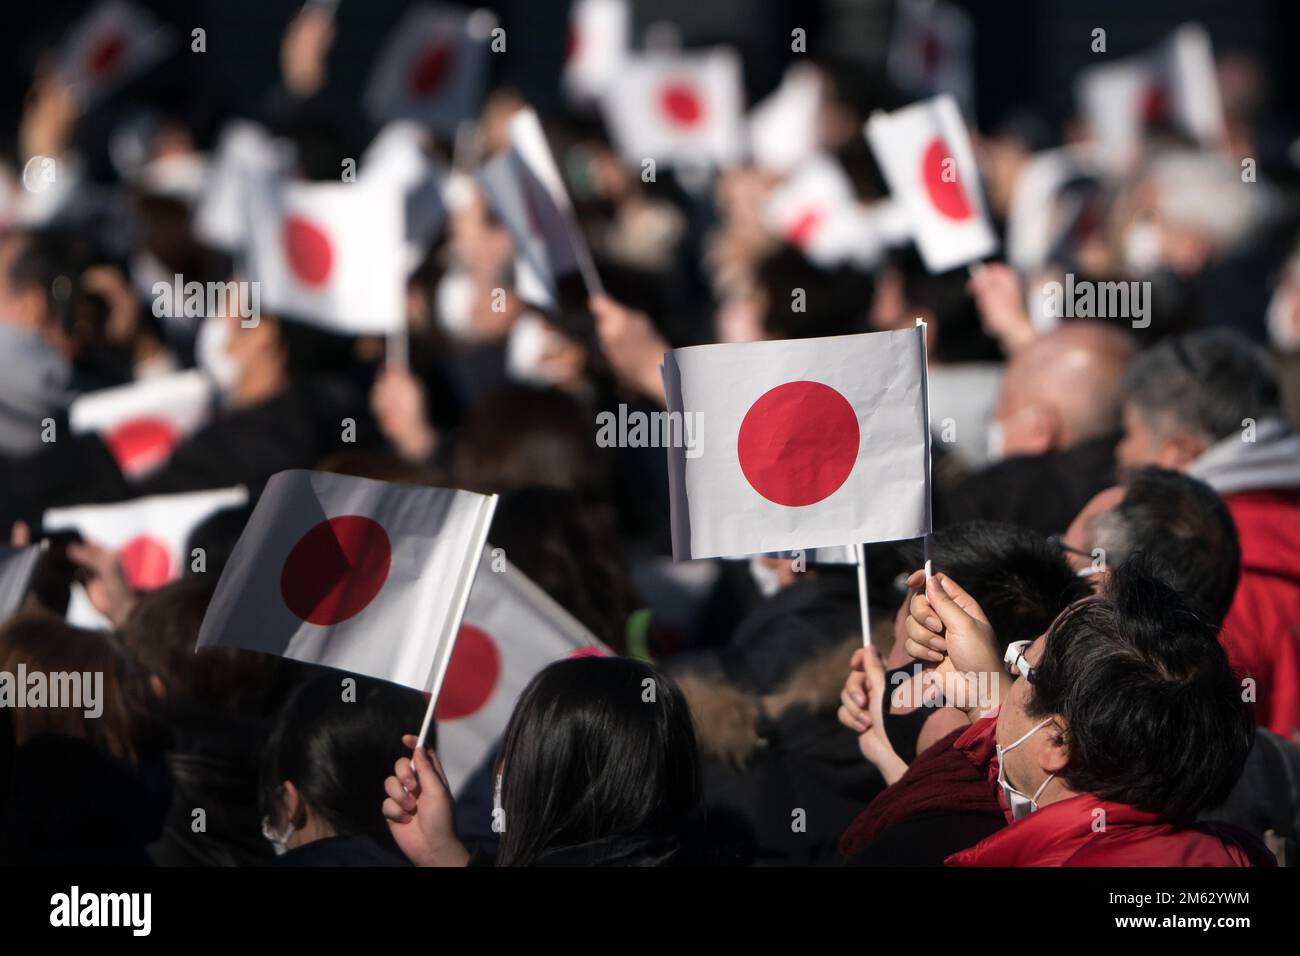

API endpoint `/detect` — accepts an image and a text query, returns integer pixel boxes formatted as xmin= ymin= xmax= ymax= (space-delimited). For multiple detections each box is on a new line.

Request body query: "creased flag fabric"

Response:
xmin=1076 ymin=23 xmax=1225 ymax=168
xmin=197 ymin=471 xmax=497 ymax=694
xmin=563 ymin=0 xmax=630 ymax=104
xmin=55 ymin=0 xmax=172 ymax=108
xmin=664 ymin=327 xmax=931 ymax=560
xmin=364 ymin=4 xmax=496 ymax=136
xmin=601 ymin=49 xmax=744 ymax=168
xmin=0 ymin=545 xmax=42 ymax=621
xmin=245 ymin=173 xmax=405 ymax=335
xmin=68 ymin=370 xmax=213 ymax=480
xmin=436 ymin=547 xmax=607 ymax=794
xmin=43 ymin=487 xmax=248 ymax=591
xmin=865 ymin=93 xmax=997 ymax=273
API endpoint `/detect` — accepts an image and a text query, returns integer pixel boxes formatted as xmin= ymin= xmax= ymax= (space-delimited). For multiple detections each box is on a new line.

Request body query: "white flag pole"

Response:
xmin=917 ymin=316 xmax=933 ymax=585
xmin=386 ymin=328 xmax=409 ymax=369
xmin=855 ymin=542 xmax=871 ymax=647
xmin=414 ymin=493 xmax=499 ymax=751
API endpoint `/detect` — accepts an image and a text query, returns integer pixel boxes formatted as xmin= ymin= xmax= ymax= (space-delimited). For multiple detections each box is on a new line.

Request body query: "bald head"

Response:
xmin=996 ymin=322 xmax=1137 ymax=457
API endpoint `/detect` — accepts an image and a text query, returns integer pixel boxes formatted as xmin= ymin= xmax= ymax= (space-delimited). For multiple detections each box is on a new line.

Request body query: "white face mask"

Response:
xmin=986 ymin=420 xmax=1006 ymax=463
xmin=1124 ymin=221 xmax=1163 ymax=276
xmin=195 ymin=315 xmax=240 ymax=400
xmin=435 ymin=269 xmax=476 ymax=339
xmin=995 ymin=716 xmax=1056 ymax=821
xmin=748 ymin=557 xmax=783 ymax=598
xmin=1266 ymin=286 xmax=1300 ymax=353
xmin=506 ymin=312 xmax=568 ymax=387
xmin=261 ymin=815 xmax=293 ymax=856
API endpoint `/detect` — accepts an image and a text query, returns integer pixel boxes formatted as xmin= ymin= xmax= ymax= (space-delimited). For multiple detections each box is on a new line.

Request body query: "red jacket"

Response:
xmin=1219 ymin=490 xmax=1300 ymax=739
xmin=941 ymin=717 xmax=1272 ymax=867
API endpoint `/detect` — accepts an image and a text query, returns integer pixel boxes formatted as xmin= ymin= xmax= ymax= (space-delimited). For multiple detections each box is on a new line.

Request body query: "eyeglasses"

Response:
xmin=1004 ymin=639 xmax=1036 ymax=682
xmin=1046 ymin=533 xmax=1093 ymax=562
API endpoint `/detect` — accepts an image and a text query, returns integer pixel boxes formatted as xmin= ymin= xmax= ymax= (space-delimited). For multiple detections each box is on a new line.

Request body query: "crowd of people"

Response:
xmin=1 ymin=0 xmax=1299 ymax=869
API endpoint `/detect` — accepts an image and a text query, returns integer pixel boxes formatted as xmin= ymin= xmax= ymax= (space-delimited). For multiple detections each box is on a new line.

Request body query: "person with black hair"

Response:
xmin=1117 ymin=328 xmax=1300 ymax=739
xmin=260 ymin=673 xmax=427 ymax=866
xmin=849 ymin=564 xmax=1273 ymax=866
xmin=382 ymin=656 xmax=702 ymax=866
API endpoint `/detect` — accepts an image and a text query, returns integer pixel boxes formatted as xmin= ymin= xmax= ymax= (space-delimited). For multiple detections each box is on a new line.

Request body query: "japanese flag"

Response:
xmin=436 ymin=548 xmax=607 ymax=793
xmin=664 ymin=327 xmax=932 ymax=560
xmin=1076 ymin=23 xmax=1225 ymax=167
xmin=362 ymin=122 xmax=449 ymax=271
xmin=194 ymin=122 xmax=296 ymax=254
xmin=245 ymin=173 xmax=405 ymax=335
xmin=478 ymin=108 xmax=601 ymax=308
xmin=55 ymin=0 xmax=172 ymax=109
xmin=197 ymin=471 xmax=497 ymax=695
xmin=865 ymin=94 xmax=997 ymax=273
xmin=68 ymin=370 xmax=213 ymax=480
xmin=364 ymin=4 xmax=496 ymax=136
xmin=749 ymin=63 xmax=824 ymax=175
xmin=763 ymin=155 xmax=884 ymax=269
xmin=564 ymin=0 xmax=630 ymax=103
xmin=1005 ymin=144 xmax=1103 ymax=273
xmin=601 ymin=49 xmax=745 ymax=168
xmin=887 ymin=0 xmax=975 ymax=115
xmin=0 ymin=545 xmax=42 ymax=622
xmin=43 ymin=487 xmax=249 ymax=592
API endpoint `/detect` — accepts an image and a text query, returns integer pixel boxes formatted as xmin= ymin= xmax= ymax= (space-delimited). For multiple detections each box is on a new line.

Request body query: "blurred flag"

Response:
xmin=763 ymin=155 xmax=884 ymax=269
xmin=68 ymin=370 xmax=214 ymax=480
xmin=563 ymin=0 xmax=630 ymax=104
xmin=362 ymin=122 xmax=449 ymax=271
xmin=364 ymin=4 xmax=496 ymax=136
xmin=0 ymin=545 xmax=42 ymax=620
xmin=887 ymin=0 xmax=975 ymax=115
xmin=1076 ymin=23 xmax=1225 ymax=167
xmin=601 ymin=49 xmax=745 ymax=168
xmin=245 ymin=174 xmax=405 ymax=334
xmin=1005 ymin=145 xmax=1104 ymax=273
xmin=43 ymin=487 xmax=248 ymax=591
xmin=478 ymin=108 xmax=601 ymax=308
xmin=865 ymin=94 xmax=997 ymax=273
xmin=55 ymin=0 xmax=172 ymax=108
xmin=197 ymin=470 xmax=497 ymax=693
xmin=663 ymin=327 xmax=931 ymax=560
xmin=194 ymin=122 xmax=296 ymax=254
xmin=437 ymin=548 xmax=607 ymax=793
xmin=748 ymin=63 xmax=823 ymax=175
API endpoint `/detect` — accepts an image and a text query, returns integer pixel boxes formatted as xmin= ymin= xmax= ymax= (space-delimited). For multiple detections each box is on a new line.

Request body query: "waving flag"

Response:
xmin=749 ymin=63 xmax=823 ymax=174
xmin=564 ymin=0 xmax=630 ymax=103
xmin=194 ymin=122 xmax=296 ymax=253
xmin=1076 ymin=23 xmax=1225 ymax=167
xmin=246 ymin=173 xmax=405 ymax=335
xmin=364 ymin=4 xmax=496 ymax=135
xmin=362 ymin=122 xmax=449 ymax=270
xmin=601 ymin=48 xmax=744 ymax=168
xmin=43 ymin=487 xmax=248 ymax=592
xmin=664 ymin=327 xmax=931 ymax=560
xmin=763 ymin=155 xmax=884 ymax=269
xmin=887 ymin=0 xmax=975 ymax=115
xmin=437 ymin=548 xmax=607 ymax=793
xmin=68 ymin=371 xmax=213 ymax=480
xmin=865 ymin=93 xmax=997 ymax=273
xmin=55 ymin=0 xmax=173 ymax=108
xmin=197 ymin=471 xmax=497 ymax=694
xmin=0 ymin=545 xmax=43 ymax=621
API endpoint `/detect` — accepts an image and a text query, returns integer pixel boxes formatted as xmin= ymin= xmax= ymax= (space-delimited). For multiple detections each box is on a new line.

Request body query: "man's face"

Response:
xmin=995 ymin=635 xmax=1055 ymax=793
xmin=1062 ymin=485 xmax=1125 ymax=577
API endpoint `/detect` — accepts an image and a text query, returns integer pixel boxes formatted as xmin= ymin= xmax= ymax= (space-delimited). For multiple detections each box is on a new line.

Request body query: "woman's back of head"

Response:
xmin=497 ymin=657 xmax=700 ymax=866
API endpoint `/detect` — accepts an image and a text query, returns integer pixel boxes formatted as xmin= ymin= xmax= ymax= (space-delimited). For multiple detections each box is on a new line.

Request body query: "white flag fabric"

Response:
xmin=362 ymin=122 xmax=449 ymax=271
xmin=246 ymin=173 xmax=405 ymax=335
xmin=601 ymin=49 xmax=744 ymax=168
xmin=763 ymin=155 xmax=884 ymax=269
xmin=68 ymin=370 xmax=213 ymax=480
xmin=44 ymin=487 xmax=248 ymax=592
xmin=664 ymin=327 xmax=931 ymax=560
xmin=0 ymin=545 xmax=42 ymax=621
xmin=197 ymin=471 xmax=497 ymax=694
xmin=749 ymin=63 xmax=823 ymax=175
xmin=1005 ymin=144 xmax=1103 ymax=273
xmin=194 ymin=122 xmax=296 ymax=253
xmin=364 ymin=4 xmax=496 ymax=136
xmin=55 ymin=0 xmax=172 ymax=108
xmin=563 ymin=0 xmax=630 ymax=104
xmin=436 ymin=547 xmax=607 ymax=794
xmin=887 ymin=0 xmax=975 ymax=115
xmin=865 ymin=94 xmax=997 ymax=273
xmin=478 ymin=108 xmax=599 ymax=307
xmin=1076 ymin=23 xmax=1224 ymax=168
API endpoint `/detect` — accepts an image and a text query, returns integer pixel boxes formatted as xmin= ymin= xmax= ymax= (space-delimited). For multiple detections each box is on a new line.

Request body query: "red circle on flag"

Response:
xmin=106 ymin=417 xmax=179 ymax=477
xmin=120 ymin=535 xmax=172 ymax=590
xmin=280 ymin=516 xmax=392 ymax=625
xmin=566 ymin=27 xmax=580 ymax=63
xmin=737 ymin=380 xmax=860 ymax=507
xmin=85 ymin=31 xmax=127 ymax=78
xmin=921 ymin=138 xmax=973 ymax=221
xmin=785 ymin=208 xmax=824 ymax=248
xmin=283 ymin=216 xmax=333 ymax=286
xmin=434 ymin=624 xmax=501 ymax=720
xmin=1141 ymin=84 xmax=1170 ymax=126
xmin=407 ymin=41 xmax=455 ymax=98
xmin=659 ymin=83 xmax=705 ymax=128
